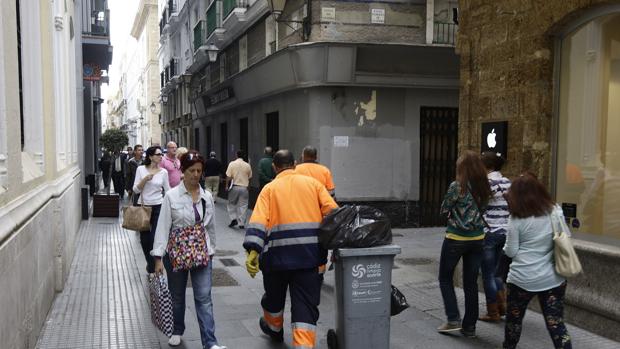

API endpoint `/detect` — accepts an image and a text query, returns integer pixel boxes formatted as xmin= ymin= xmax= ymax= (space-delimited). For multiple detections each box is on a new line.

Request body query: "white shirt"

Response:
xmin=132 ymin=166 xmax=171 ymax=205
xmin=151 ymin=182 xmax=216 ymax=258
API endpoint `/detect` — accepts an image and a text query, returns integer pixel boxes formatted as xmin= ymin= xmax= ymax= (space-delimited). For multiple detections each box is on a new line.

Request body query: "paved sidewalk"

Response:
xmin=36 ymin=200 xmax=620 ymax=349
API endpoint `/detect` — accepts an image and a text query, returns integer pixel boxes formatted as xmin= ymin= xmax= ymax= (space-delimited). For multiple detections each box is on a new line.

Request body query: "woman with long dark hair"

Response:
xmin=437 ymin=150 xmax=491 ymax=338
xmin=502 ymin=173 xmax=571 ymax=349
xmin=133 ymin=146 xmax=171 ymax=274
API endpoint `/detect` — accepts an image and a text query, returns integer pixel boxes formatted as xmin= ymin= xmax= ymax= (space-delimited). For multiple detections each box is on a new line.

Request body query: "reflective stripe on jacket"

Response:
xmin=243 ymin=169 xmax=338 ymax=271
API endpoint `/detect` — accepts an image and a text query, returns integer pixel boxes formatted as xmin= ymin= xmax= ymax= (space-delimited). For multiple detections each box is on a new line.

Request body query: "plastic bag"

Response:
xmin=390 ymin=285 xmax=410 ymax=316
xmin=319 ymin=205 xmax=392 ymax=249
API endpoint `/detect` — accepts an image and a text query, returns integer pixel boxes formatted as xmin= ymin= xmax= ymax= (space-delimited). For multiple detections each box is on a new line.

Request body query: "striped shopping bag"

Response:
xmin=148 ymin=273 xmax=174 ymax=337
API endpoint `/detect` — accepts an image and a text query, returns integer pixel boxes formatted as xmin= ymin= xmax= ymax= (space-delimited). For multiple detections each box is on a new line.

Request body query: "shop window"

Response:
xmin=556 ymin=12 xmax=620 ymax=238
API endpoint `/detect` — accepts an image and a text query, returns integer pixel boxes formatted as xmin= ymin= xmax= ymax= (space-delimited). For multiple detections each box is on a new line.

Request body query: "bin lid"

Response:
xmin=335 ymin=244 xmax=401 ymax=257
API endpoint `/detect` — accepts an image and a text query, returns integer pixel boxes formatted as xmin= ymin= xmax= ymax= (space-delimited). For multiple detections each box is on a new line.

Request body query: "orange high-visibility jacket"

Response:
xmin=295 ymin=162 xmax=335 ymax=195
xmin=243 ymin=169 xmax=338 ymax=271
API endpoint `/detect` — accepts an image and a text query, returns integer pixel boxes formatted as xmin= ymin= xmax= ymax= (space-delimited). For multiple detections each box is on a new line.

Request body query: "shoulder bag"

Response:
xmin=166 ymin=199 xmax=210 ymax=272
xmin=122 ymin=193 xmax=152 ymax=231
xmin=551 ymin=210 xmax=583 ymax=278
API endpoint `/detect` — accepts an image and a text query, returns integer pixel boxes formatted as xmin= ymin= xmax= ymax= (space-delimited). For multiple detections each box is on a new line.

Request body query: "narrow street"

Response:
xmin=35 ymin=200 xmax=618 ymax=349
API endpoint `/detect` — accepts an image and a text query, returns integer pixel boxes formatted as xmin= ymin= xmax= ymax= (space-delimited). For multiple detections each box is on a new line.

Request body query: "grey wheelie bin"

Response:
xmin=327 ymin=244 xmax=401 ymax=349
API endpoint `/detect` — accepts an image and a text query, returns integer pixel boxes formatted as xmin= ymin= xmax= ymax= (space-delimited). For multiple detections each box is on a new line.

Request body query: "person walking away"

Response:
xmin=243 ymin=150 xmax=338 ymax=348
xmin=479 ymin=151 xmax=511 ymax=322
xmin=295 ymin=146 xmax=336 ymax=197
xmin=225 ymin=150 xmax=252 ymax=228
xmin=126 ymin=145 xmax=144 ymax=205
xmin=204 ymin=152 xmax=223 ymax=202
xmin=502 ymin=173 xmax=571 ymax=349
xmin=99 ymin=151 xmax=112 ymax=191
xmin=437 ymin=150 xmax=491 ymax=338
xmin=152 ymin=151 xmax=226 ymax=349
xmin=161 ymin=141 xmax=182 ymax=188
xmin=111 ymin=151 xmax=126 ymax=199
xmin=132 ymin=146 xmax=171 ymax=274
xmin=257 ymin=146 xmax=275 ymax=190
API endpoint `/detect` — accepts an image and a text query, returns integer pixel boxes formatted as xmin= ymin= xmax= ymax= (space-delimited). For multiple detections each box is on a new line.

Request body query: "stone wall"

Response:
xmin=0 ymin=170 xmax=82 ymax=348
xmin=457 ymin=0 xmax=620 ymax=340
xmin=457 ymin=0 xmax=616 ymax=184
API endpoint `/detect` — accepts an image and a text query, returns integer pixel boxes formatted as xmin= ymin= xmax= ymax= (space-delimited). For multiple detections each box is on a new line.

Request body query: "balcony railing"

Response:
xmin=193 ymin=20 xmax=205 ymax=52
xmin=433 ymin=22 xmax=458 ymax=45
xmin=223 ymin=0 xmax=247 ymax=19
xmin=82 ymin=8 xmax=110 ymax=37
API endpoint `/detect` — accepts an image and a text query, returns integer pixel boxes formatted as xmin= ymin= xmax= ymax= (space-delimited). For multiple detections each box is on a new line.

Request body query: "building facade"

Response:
xmin=110 ymin=0 xmax=162 ymax=147
xmin=159 ymin=0 xmax=461 ymax=226
xmin=81 ymin=0 xmax=114 ymax=193
xmin=0 ymin=0 xmax=84 ymax=347
xmin=457 ymin=0 xmax=620 ymax=340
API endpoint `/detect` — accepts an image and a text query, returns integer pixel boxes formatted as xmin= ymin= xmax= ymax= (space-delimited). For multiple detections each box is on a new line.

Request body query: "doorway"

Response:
xmin=419 ymin=107 xmax=459 ymax=227
xmin=266 ymin=112 xmax=279 ymax=151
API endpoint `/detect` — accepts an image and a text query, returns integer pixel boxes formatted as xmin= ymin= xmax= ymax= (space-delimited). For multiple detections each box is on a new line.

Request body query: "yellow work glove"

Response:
xmin=246 ymin=250 xmax=260 ymax=278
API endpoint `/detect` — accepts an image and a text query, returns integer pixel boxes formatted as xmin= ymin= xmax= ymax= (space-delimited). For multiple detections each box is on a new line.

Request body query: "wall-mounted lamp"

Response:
xmin=161 ymin=94 xmax=169 ymax=105
xmin=268 ymin=0 xmax=286 ymax=20
xmin=206 ymin=44 xmax=219 ymax=63
xmin=149 ymin=101 xmax=157 ymax=113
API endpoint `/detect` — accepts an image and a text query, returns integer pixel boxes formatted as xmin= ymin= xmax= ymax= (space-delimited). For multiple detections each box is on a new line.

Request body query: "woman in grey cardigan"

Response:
xmin=503 ymin=173 xmax=571 ymax=349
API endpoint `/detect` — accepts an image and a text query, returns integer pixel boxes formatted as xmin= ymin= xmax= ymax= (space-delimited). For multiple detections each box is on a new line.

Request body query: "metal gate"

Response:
xmin=419 ymin=107 xmax=459 ymax=227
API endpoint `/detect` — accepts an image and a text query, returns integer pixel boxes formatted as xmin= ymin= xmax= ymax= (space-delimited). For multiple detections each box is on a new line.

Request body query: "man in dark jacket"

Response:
xmin=257 ymin=146 xmax=275 ymax=190
xmin=204 ymin=151 xmax=223 ymax=202
xmin=125 ymin=144 xmax=144 ymax=205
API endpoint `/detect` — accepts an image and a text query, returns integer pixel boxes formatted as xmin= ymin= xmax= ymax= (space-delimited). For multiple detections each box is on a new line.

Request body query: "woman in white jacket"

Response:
xmin=151 ymin=151 xmax=225 ymax=349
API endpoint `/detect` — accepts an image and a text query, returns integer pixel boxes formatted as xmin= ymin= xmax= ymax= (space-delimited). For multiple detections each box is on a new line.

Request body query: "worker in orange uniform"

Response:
xmin=295 ymin=146 xmax=335 ymax=197
xmin=243 ymin=149 xmax=338 ymax=348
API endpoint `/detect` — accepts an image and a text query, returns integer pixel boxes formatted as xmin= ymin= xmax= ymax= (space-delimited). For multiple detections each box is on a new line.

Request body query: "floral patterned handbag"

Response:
xmin=166 ymin=199 xmax=210 ymax=272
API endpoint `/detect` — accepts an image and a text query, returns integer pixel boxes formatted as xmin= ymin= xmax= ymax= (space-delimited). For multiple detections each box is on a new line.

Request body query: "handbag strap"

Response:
xmin=194 ymin=198 xmax=207 ymax=224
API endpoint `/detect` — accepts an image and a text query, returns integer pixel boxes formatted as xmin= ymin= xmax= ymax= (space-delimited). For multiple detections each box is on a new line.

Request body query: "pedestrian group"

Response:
xmin=116 ymin=137 xmax=574 ymax=349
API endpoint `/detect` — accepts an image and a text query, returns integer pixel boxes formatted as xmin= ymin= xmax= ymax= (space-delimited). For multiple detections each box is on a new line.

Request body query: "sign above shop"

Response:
xmin=204 ymin=87 xmax=234 ymax=108
xmin=481 ymin=121 xmax=508 ymax=158
xmin=83 ymin=63 xmax=102 ymax=81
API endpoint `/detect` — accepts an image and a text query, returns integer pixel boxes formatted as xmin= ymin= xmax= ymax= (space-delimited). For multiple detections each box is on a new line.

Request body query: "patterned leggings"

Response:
xmin=503 ymin=282 xmax=571 ymax=349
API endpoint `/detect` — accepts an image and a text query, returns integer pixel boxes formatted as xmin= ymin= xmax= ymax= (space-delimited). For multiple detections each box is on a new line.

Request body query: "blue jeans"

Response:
xmin=481 ymin=233 xmax=506 ymax=303
xmin=438 ymin=238 xmax=484 ymax=330
xmin=164 ymin=256 xmax=219 ymax=348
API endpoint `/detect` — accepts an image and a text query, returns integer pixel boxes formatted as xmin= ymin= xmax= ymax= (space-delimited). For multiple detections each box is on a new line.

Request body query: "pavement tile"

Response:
xmin=34 ymin=200 xmax=620 ymax=349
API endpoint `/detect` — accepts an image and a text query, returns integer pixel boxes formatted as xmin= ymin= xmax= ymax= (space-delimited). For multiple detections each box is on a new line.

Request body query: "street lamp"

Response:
xmin=161 ymin=94 xmax=169 ymax=104
xmin=269 ymin=0 xmax=286 ymax=20
xmin=149 ymin=101 xmax=157 ymax=114
xmin=206 ymin=44 xmax=219 ymax=63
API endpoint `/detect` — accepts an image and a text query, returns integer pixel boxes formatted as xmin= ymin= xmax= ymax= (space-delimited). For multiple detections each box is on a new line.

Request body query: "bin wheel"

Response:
xmin=327 ymin=329 xmax=338 ymax=349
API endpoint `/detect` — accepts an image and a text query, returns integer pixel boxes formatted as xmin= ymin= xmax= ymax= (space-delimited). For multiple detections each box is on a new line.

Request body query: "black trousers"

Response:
xmin=139 ymin=204 xmax=161 ymax=273
xmin=111 ymin=172 xmax=125 ymax=198
xmin=261 ymin=268 xmax=321 ymax=328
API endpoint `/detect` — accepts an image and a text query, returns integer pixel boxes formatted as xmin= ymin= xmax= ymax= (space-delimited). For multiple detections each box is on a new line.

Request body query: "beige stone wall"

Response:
xmin=277 ymin=0 xmax=426 ymax=49
xmin=0 ymin=0 xmax=83 ymax=347
xmin=456 ymin=0 xmax=614 ymax=185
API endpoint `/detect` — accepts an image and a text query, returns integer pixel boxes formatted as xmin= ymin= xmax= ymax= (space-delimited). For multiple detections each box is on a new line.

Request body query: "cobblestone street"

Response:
xmin=35 ymin=200 xmax=620 ymax=349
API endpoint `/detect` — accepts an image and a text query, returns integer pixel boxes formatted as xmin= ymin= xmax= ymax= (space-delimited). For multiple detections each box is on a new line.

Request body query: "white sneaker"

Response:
xmin=209 ymin=345 xmax=227 ymax=349
xmin=168 ymin=335 xmax=182 ymax=346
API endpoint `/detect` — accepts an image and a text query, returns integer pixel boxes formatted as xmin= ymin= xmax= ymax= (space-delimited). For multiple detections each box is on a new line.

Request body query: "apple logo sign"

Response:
xmin=487 ymin=128 xmax=497 ymax=148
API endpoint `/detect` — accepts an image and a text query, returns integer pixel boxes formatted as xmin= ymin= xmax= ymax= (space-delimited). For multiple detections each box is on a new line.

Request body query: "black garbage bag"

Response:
xmin=390 ymin=285 xmax=410 ymax=316
xmin=319 ymin=205 xmax=392 ymax=249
